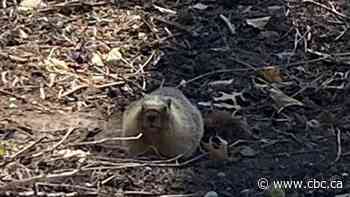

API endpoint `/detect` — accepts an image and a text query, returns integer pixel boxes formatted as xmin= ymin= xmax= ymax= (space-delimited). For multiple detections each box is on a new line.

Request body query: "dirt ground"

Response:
xmin=1 ymin=0 xmax=350 ymax=196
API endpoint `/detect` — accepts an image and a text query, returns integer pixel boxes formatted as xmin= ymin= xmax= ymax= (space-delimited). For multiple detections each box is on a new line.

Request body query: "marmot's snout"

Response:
xmin=142 ymin=109 xmax=163 ymax=129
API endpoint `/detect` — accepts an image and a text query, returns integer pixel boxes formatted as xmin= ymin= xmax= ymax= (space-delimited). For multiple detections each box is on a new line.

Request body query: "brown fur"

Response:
xmin=122 ymin=87 xmax=204 ymax=158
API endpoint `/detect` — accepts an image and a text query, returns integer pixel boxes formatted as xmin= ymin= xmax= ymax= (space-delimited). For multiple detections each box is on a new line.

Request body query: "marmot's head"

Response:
xmin=139 ymin=95 xmax=171 ymax=133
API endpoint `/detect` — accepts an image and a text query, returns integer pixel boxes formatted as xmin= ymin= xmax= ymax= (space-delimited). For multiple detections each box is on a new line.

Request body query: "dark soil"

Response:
xmin=1 ymin=0 xmax=350 ymax=196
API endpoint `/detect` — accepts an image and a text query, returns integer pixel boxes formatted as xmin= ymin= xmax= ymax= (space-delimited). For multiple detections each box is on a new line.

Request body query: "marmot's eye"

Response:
xmin=141 ymin=103 xmax=146 ymax=112
xmin=165 ymin=98 xmax=171 ymax=109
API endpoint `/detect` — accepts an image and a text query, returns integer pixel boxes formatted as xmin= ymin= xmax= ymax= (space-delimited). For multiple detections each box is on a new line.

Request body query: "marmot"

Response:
xmin=122 ymin=87 xmax=204 ymax=159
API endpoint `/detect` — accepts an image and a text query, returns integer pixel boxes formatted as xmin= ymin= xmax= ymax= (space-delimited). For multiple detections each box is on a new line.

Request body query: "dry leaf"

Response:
xmin=191 ymin=3 xmax=208 ymax=10
xmin=203 ymin=136 xmax=228 ymax=160
xmin=0 ymin=143 xmax=6 ymax=157
xmin=246 ymin=16 xmax=271 ymax=30
xmin=43 ymin=58 xmax=70 ymax=73
xmin=239 ymin=146 xmax=257 ymax=157
xmin=106 ymin=48 xmax=123 ymax=65
xmin=258 ymin=66 xmax=282 ymax=82
xmin=268 ymin=87 xmax=304 ymax=113
xmin=91 ymin=52 xmax=104 ymax=67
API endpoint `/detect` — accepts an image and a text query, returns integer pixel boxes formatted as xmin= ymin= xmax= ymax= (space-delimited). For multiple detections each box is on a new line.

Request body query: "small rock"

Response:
xmin=204 ymin=191 xmax=218 ymax=197
xmin=138 ymin=32 xmax=146 ymax=39
xmin=240 ymin=189 xmax=254 ymax=197
xmin=217 ymin=172 xmax=226 ymax=177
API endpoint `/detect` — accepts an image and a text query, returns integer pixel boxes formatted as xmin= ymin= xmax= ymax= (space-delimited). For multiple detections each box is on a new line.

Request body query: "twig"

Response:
xmin=291 ymin=74 xmax=324 ymax=97
xmin=35 ymin=182 xmax=97 ymax=192
xmin=333 ymin=127 xmax=342 ymax=163
xmin=172 ymin=153 xmax=207 ymax=167
xmin=177 ymin=68 xmax=252 ymax=88
xmin=84 ymin=152 xmax=206 ymax=172
xmin=284 ymin=57 xmax=328 ymax=68
xmin=147 ymin=153 xmax=207 ymax=167
xmin=0 ymin=52 xmax=29 ymax=63
xmin=94 ymin=65 xmax=145 ymax=93
xmin=303 ymin=0 xmax=350 ymax=20
xmin=32 ymin=128 xmax=75 ymax=158
xmin=273 ymin=128 xmax=304 ymax=145
xmin=67 ymin=133 xmax=143 ymax=146
xmin=82 ymin=163 xmax=146 ymax=171
xmin=153 ymin=16 xmax=192 ymax=34
xmin=152 ymin=4 xmax=177 ymax=14
xmin=231 ymin=56 xmax=257 ymax=71
xmin=9 ymin=138 xmax=45 ymax=159
xmin=178 ymin=56 xmax=258 ymax=87
xmin=0 ymin=89 xmax=27 ymax=102
xmin=2 ymin=0 xmax=6 ymax=8
xmin=229 ymin=139 xmax=250 ymax=148
xmin=95 ymin=81 xmax=125 ymax=89
xmin=0 ymin=168 xmax=80 ymax=190
xmin=136 ymin=50 xmax=156 ymax=74
xmin=58 ymin=85 xmax=89 ymax=98
xmin=0 ymin=191 xmax=81 ymax=197
xmin=219 ymin=14 xmax=236 ymax=35
xmin=0 ymin=137 xmax=46 ymax=168
xmin=39 ymin=0 xmax=111 ymax=12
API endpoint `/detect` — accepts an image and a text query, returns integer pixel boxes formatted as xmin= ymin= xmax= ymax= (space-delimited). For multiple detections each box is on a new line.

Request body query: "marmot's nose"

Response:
xmin=147 ymin=115 xmax=156 ymax=122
